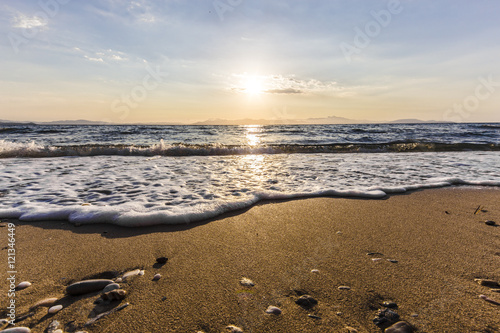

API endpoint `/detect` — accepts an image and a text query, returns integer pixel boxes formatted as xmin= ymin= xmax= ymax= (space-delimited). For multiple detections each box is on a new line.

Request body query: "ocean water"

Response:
xmin=0 ymin=123 xmax=499 ymax=226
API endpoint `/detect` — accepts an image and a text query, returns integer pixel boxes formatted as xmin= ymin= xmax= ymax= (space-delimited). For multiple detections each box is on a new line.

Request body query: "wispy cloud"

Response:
xmin=11 ymin=13 xmax=47 ymax=29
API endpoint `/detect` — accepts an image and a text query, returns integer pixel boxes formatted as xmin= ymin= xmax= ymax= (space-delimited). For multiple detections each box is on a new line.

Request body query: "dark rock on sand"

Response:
xmin=382 ymin=301 xmax=398 ymax=308
xmin=385 ymin=321 xmax=413 ymax=333
xmin=475 ymin=279 xmax=500 ymax=288
xmin=485 ymin=220 xmax=497 ymax=226
xmin=156 ymin=257 xmax=168 ymax=264
xmin=296 ymin=295 xmax=318 ymax=309
xmin=66 ymin=279 xmax=114 ymax=295
xmin=373 ymin=308 xmax=400 ymax=327
xmin=101 ymin=289 xmax=127 ymax=301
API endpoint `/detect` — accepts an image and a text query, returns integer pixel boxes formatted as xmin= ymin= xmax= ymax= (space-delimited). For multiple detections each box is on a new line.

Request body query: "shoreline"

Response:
xmin=1 ymin=187 xmax=499 ymax=332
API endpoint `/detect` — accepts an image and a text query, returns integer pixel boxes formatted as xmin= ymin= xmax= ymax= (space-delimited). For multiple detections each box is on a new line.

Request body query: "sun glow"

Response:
xmin=242 ymin=75 xmax=264 ymax=96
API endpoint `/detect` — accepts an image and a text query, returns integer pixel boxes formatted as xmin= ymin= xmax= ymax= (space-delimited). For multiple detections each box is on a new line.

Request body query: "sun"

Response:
xmin=242 ymin=75 xmax=264 ymax=95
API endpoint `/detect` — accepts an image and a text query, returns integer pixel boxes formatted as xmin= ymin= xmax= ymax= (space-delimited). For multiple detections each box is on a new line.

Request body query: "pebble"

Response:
xmin=387 ymin=259 xmax=398 ymax=263
xmin=0 ymin=328 xmax=32 ymax=333
xmin=122 ymin=269 xmax=141 ymax=280
xmin=338 ymin=286 xmax=351 ymax=290
xmin=373 ymin=308 xmax=400 ymax=327
xmin=46 ymin=320 xmax=60 ymax=333
xmin=308 ymin=314 xmax=321 ymax=319
xmin=265 ymin=306 xmax=282 ymax=315
xmin=475 ymin=279 xmax=500 ymax=288
xmin=48 ymin=305 xmax=63 ymax=314
xmin=479 ymin=294 xmax=500 ymax=306
xmin=226 ymin=325 xmax=243 ymax=333
xmin=296 ymin=295 xmax=318 ymax=309
xmin=101 ymin=289 xmax=127 ymax=301
xmin=372 ymin=258 xmax=383 ymax=262
xmin=240 ymin=277 xmax=255 ymax=287
xmin=30 ymin=297 xmax=59 ymax=310
xmin=156 ymin=257 xmax=168 ymax=264
xmin=102 ymin=283 xmax=120 ymax=293
xmin=310 ymin=269 xmax=320 ymax=273
xmin=382 ymin=301 xmax=398 ymax=308
xmin=485 ymin=220 xmax=496 ymax=226
xmin=152 ymin=273 xmax=162 ymax=281
xmin=345 ymin=327 xmax=358 ymax=333
xmin=66 ymin=279 xmax=114 ymax=295
xmin=15 ymin=281 xmax=31 ymax=291
xmin=115 ymin=278 xmax=123 ymax=283
xmin=138 ymin=270 xmax=145 ymax=276
xmin=384 ymin=321 xmax=413 ymax=333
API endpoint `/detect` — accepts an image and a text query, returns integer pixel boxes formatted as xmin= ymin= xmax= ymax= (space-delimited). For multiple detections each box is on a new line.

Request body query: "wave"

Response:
xmin=1 ymin=178 xmax=499 ymax=226
xmin=1 ymin=139 xmax=499 ymax=158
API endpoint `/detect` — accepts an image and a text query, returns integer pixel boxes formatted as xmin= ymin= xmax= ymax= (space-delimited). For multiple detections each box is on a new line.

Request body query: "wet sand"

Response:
xmin=1 ymin=187 xmax=500 ymax=332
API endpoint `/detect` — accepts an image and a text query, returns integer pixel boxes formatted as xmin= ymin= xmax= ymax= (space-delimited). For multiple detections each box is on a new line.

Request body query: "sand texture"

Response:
xmin=1 ymin=187 xmax=500 ymax=332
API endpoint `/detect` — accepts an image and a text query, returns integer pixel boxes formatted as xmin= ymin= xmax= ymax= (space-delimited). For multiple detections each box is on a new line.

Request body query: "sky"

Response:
xmin=1 ymin=0 xmax=499 ymax=124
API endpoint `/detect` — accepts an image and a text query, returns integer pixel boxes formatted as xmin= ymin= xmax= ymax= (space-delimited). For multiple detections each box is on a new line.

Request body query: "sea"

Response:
xmin=0 ymin=123 xmax=499 ymax=226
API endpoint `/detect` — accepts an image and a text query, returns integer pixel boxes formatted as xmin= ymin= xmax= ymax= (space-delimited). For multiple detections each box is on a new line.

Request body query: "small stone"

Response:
xmin=382 ymin=301 xmax=398 ymax=308
xmin=336 ymin=312 xmax=343 ymax=316
xmin=122 ymin=269 xmax=141 ymax=280
xmin=485 ymin=220 xmax=496 ymax=226
xmin=30 ymin=297 xmax=58 ymax=310
xmin=101 ymin=289 xmax=127 ymax=301
xmin=385 ymin=321 xmax=413 ymax=333
xmin=161 ymin=296 xmax=167 ymax=301
xmin=336 ymin=231 xmax=342 ymax=234
xmin=46 ymin=320 xmax=60 ymax=333
xmin=310 ymin=269 xmax=320 ymax=273
xmin=265 ymin=305 xmax=282 ymax=315
xmin=102 ymin=283 xmax=120 ymax=293
xmin=372 ymin=258 xmax=383 ymax=262
xmin=115 ymin=278 xmax=123 ymax=283
xmin=410 ymin=313 xmax=418 ymax=317
xmin=338 ymin=285 xmax=351 ymax=290
xmin=226 ymin=325 xmax=243 ymax=333
xmin=15 ymin=281 xmax=31 ymax=291
xmin=475 ymin=279 xmax=500 ymax=288
xmin=308 ymin=314 xmax=321 ymax=319
xmin=0 ymin=328 xmax=32 ymax=333
xmin=387 ymin=259 xmax=398 ymax=263
xmin=48 ymin=305 xmax=63 ymax=314
xmin=138 ymin=270 xmax=145 ymax=276
xmin=479 ymin=294 xmax=500 ymax=306
xmin=156 ymin=257 xmax=168 ymax=264
xmin=373 ymin=308 xmax=400 ymax=327
xmin=152 ymin=273 xmax=161 ymax=281
xmin=296 ymin=295 xmax=318 ymax=309
xmin=66 ymin=279 xmax=114 ymax=295
xmin=240 ymin=277 xmax=255 ymax=287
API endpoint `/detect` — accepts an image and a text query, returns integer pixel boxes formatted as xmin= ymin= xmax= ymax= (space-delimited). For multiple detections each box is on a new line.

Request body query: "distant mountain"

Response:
xmin=191 ymin=115 xmax=371 ymax=125
xmin=388 ymin=118 xmax=452 ymax=124
xmin=39 ymin=119 xmax=112 ymax=125
xmin=0 ymin=120 xmax=35 ymax=125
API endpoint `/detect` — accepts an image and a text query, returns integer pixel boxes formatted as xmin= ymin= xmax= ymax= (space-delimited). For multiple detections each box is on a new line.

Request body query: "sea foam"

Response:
xmin=1 ymin=152 xmax=499 ymax=226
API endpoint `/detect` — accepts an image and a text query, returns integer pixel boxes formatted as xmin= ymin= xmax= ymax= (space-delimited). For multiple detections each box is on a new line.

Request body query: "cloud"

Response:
xmin=12 ymin=14 xmax=47 ymax=29
xmin=265 ymin=88 xmax=302 ymax=94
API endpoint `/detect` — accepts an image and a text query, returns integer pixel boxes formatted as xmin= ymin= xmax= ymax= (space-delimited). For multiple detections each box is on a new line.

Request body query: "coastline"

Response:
xmin=1 ymin=187 xmax=500 ymax=332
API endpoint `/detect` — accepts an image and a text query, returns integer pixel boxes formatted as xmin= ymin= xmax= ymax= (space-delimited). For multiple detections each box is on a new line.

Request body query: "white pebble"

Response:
xmin=0 ymin=327 xmax=32 ymax=333
xmin=152 ymin=273 xmax=161 ymax=281
xmin=15 ymin=281 xmax=31 ymax=290
xmin=226 ymin=325 xmax=243 ymax=333
xmin=310 ymin=269 xmax=320 ymax=273
xmin=48 ymin=305 xmax=63 ymax=314
xmin=115 ymin=278 xmax=123 ymax=283
xmin=338 ymin=285 xmax=351 ymax=290
xmin=138 ymin=270 xmax=145 ymax=276
xmin=371 ymin=258 xmax=383 ymax=262
xmin=265 ymin=305 xmax=282 ymax=315
xmin=240 ymin=277 xmax=255 ymax=287
xmin=122 ymin=269 xmax=141 ymax=280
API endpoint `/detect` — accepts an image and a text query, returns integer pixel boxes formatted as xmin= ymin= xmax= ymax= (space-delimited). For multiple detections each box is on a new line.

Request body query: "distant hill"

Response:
xmin=191 ymin=115 xmax=372 ymax=125
xmin=39 ymin=119 xmax=112 ymax=125
xmin=388 ymin=119 xmax=451 ymax=124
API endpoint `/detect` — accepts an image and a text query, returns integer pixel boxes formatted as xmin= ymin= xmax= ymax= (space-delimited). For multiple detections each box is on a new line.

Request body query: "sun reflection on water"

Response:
xmin=244 ymin=125 xmax=262 ymax=146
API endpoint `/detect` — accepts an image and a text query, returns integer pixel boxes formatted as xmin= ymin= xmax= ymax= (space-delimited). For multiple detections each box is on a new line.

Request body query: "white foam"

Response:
xmin=1 ymin=152 xmax=499 ymax=226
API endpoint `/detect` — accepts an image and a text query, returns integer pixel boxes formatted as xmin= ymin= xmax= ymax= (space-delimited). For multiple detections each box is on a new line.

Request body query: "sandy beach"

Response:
xmin=1 ymin=187 xmax=500 ymax=333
